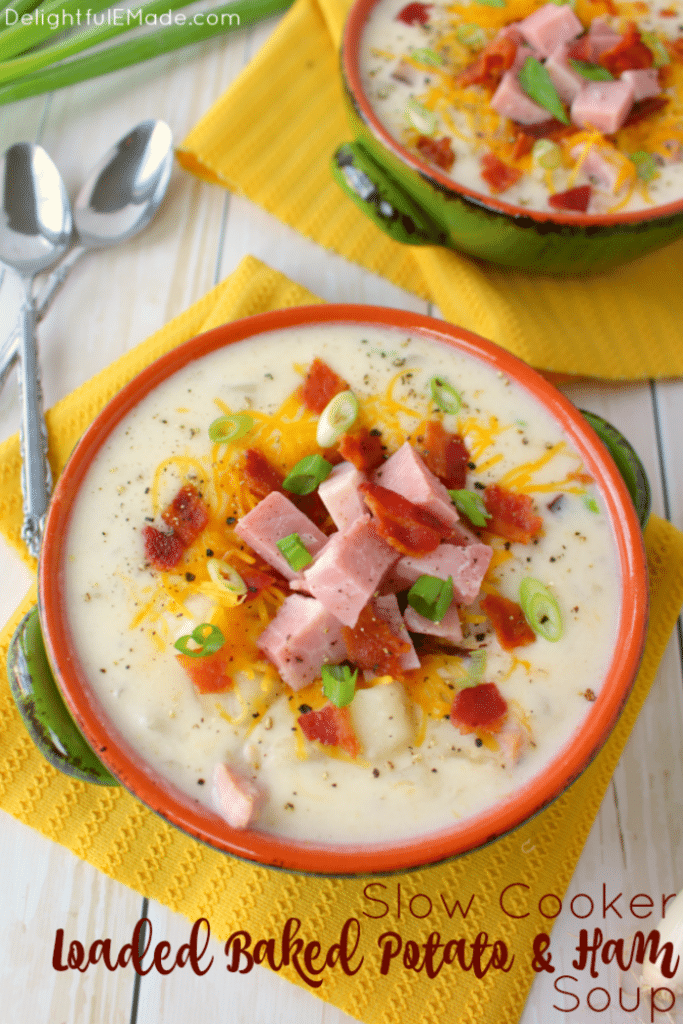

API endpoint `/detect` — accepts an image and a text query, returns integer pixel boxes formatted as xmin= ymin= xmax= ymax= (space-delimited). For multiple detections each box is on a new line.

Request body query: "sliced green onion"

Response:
xmin=207 ymin=558 xmax=247 ymax=602
xmin=582 ymin=494 xmax=600 ymax=514
xmin=569 ymin=59 xmax=614 ymax=81
xmin=322 ymin=664 xmax=358 ymax=707
xmin=429 ymin=376 xmax=461 ymax=415
xmin=405 ymin=97 xmax=438 ymax=135
xmin=519 ymin=578 xmax=563 ymax=642
xmin=549 ymin=0 xmax=575 ymax=6
xmin=276 ymin=532 xmax=313 ymax=571
xmin=630 ymin=151 xmax=658 ymax=183
xmin=642 ymin=31 xmax=669 ymax=68
xmin=518 ymin=57 xmax=570 ymax=125
xmin=174 ymin=623 xmax=226 ymax=659
xmin=532 ymin=139 xmax=562 ymax=170
xmin=316 ymin=390 xmax=359 ymax=448
xmin=456 ymin=23 xmax=487 ymax=48
xmin=282 ymin=453 xmax=333 ymax=495
xmin=410 ymin=47 xmax=442 ymax=67
xmin=208 ymin=412 xmax=254 ymax=444
xmin=407 ymin=574 xmax=454 ymax=622
xmin=462 ymin=649 xmax=487 ymax=688
xmin=448 ymin=489 xmax=491 ymax=527
xmin=475 ymin=0 xmax=506 ymax=7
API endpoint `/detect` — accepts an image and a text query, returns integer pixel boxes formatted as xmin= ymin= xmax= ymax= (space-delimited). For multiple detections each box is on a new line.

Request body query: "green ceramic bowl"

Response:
xmin=333 ymin=0 xmax=683 ymax=274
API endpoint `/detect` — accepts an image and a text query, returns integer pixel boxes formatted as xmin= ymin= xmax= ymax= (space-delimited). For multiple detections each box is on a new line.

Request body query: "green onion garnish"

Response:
xmin=462 ymin=649 xmax=487 ymax=688
xmin=276 ymin=532 xmax=313 ymax=571
xmin=532 ymin=139 xmax=562 ymax=170
xmin=518 ymin=57 xmax=570 ymax=125
xmin=456 ymin=23 xmax=487 ymax=48
xmin=519 ymin=578 xmax=563 ymax=642
xmin=569 ymin=59 xmax=614 ymax=81
xmin=410 ymin=47 xmax=442 ymax=67
xmin=642 ymin=31 xmax=669 ymax=68
xmin=407 ymin=574 xmax=454 ymax=622
xmin=582 ymin=494 xmax=600 ymax=514
xmin=630 ymin=151 xmax=658 ymax=183
xmin=475 ymin=0 xmax=506 ymax=7
xmin=322 ymin=664 xmax=358 ymax=707
xmin=448 ymin=489 xmax=491 ymax=527
xmin=282 ymin=453 xmax=333 ymax=495
xmin=174 ymin=623 xmax=226 ymax=659
xmin=208 ymin=412 xmax=253 ymax=444
xmin=429 ymin=376 xmax=461 ymax=415
xmin=316 ymin=390 xmax=359 ymax=448
xmin=405 ymin=97 xmax=438 ymax=135
xmin=207 ymin=558 xmax=247 ymax=602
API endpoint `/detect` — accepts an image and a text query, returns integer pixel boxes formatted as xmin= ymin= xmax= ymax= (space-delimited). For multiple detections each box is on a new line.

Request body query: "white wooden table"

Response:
xmin=0 ymin=11 xmax=682 ymax=1023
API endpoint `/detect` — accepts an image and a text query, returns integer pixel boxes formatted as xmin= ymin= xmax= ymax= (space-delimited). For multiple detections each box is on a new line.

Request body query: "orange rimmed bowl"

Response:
xmin=14 ymin=305 xmax=649 ymax=875
xmin=333 ymin=0 xmax=683 ymax=274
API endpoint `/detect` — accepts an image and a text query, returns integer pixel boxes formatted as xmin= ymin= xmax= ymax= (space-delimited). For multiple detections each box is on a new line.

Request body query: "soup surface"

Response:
xmin=360 ymin=0 xmax=683 ymax=214
xmin=63 ymin=324 xmax=621 ymax=844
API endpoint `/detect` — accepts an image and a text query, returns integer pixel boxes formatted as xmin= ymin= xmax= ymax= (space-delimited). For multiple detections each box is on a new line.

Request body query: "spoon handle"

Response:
xmin=17 ymin=291 xmax=52 ymax=559
xmin=33 ymin=243 xmax=85 ymax=323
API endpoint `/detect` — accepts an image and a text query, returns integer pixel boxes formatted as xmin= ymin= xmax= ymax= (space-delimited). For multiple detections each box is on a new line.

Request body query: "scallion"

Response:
xmin=282 ymin=453 xmax=333 ymax=495
xmin=316 ymin=390 xmax=359 ymax=448
xmin=475 ymin=0 xmax=506 ymax=7
xmin=407 ymin=574 xmax=454 ymax=622
xmin=456 ymin=23 xmax=487 ymax=48
xmin=630 ymin=151 xmax=658 ymax=183
xmin=518 ymin=57 xmax=569 ymax=125
xmin=462 ymin=649 xmax=487 ymax=688
xmin=582 ymin=494 xmax=600 ymax=514
xmin=405 ymin=97 xmax=438 ymax=135
xmin=569 ymin=59 xmax=614 ymax=81
xmin=429 ymin=376 xmax=461 ymax=415
xmin=276 ymin=532 xmax=313 ymax=571
xmin=532 ymin=139 xmax=562 ymax=170
xmin=322 ymin=664 xmax=358 ymax=707
xmin=448 ymin=489 xmax=491 ymax=527
xmin=207 ymin=558 xmax=247 ymax=602
xmin=642 ymin=31 xmax=669 ymax=68
xmin=174 ymin=623 xmax=225 ymax=658
xmin=410 ymin=47 xmax=442 ymax=67
xmin=519 ymin=578 xmax=563 ymax=642
xmin=208 ymin=412 xmax=253 ymax=444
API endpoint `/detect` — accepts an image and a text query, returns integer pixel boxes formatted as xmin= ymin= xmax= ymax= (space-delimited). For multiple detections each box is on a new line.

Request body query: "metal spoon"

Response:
xmin=0 ymin=143 xmax=72 ymax=557
xmin=0 ymin=119 xmax=173 ymax=381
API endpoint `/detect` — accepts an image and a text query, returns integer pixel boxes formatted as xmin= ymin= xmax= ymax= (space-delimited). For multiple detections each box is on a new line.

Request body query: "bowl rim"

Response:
xmin=342 ymin=0 xmax=683 ymax=228
xmin=38 ymin=304 xmax=649 ymax=875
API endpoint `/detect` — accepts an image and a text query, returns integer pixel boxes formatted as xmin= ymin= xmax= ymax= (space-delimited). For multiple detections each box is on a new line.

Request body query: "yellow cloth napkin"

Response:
xmin=1 ymin=257 xmax=683 ymax=1024
xmin=178 ymin=0 xmax=683 ymax=381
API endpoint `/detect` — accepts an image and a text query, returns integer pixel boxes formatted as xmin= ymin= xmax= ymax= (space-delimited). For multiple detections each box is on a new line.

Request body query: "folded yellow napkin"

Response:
xmin=1 ymin=257 xmax=682 ymax=1024
xmin=178 ymin=0 xmax=683 ymax=381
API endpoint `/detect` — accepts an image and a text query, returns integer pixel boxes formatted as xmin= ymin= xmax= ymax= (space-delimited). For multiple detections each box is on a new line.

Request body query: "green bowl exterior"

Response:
xmin=7 ymin=606 xmax=119 ymax=786
xmin=341 ymin=78 xmax=683 ymax=274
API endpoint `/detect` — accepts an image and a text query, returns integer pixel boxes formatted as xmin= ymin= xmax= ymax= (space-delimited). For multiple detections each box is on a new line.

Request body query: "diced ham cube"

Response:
xmin=511 ymin=43 xmax=539 ymax=74
xmin=495 ymin=24 xmax=524 ymax=46
xmin=518 ymin=2 xmax=583 ymax=58
xmin=496 ymin=720 xmax=530 ymax=767
xmin=404 ymin=602 xmax=463 ymax=643
xmin=212 ymin=763 xmax=266 ymax=829
xmin=570 ymin=80 xmax=635 ymax=134
xmin=373 ymin=442 xmax=459 ymax=528
xmin=620 ymin=68 xmax=660 ymax=101
xmin=584 ymin=18 xmax=622 ymax=61
xmin=373 ymin=594 xmax=420 ymax=670
xmin=234 ymin=491 xmax=327 ymax=581
xmin=490 ymin=72 xmax=550 ymax=125
xmin=389 ymin=542 xmax=493 ymax=605
xmin=570 ymin=142 xmax=623 ymax=190
xmin=256 ymin=594 xmax=346 ymax=690
xmin=302 ymin=515 xmax=398 ymax=627
xmin=317 ymin=461 xmax=367 ymax=532
xmin=546 ymin=43 xmax=586 ymax=103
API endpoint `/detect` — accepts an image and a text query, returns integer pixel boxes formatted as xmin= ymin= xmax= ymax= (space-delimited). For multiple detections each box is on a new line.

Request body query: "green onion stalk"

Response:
xmin=0 ymin=0 xmax=293 ymax=104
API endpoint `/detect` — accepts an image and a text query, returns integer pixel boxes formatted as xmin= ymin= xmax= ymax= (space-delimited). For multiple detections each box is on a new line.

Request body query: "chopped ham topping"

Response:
xmin=481 ymin=153 xmax=522 ymax=194
xmin=481 ymin=592 xmax=536 ymax=650
xmin=343 ymin=602 xmax=411 ymax=677
xmin=299 ymin=358 xmax=348 ymax=415
xmin=298 ymin=704 xmax=360 ymax=758
xmin=161 ymin=484 xmax=209 ymax=546
xmin=416 ymin=135 xmax=455 ymax=171
xmin=450 ymin=682 xmax=509 ymax=734
xmin=483 ymin=484 xmax=543 ymax=544
xmin=359 ymin=481 xmax=448 ymax=556
xmin=548 ymin=185 xmax=592 ymax=212
xmin=421 ymin=420 xmax=470 ymax=490
xmin=212 ymin=764 xmax=265 ymax=830
xmin=177 ymin=649 xmax=232 ymax=693
xmin=142 ymin=525 xmax=186 ymax=570
xmin=338 ymin=427 xmax=385 ymax=472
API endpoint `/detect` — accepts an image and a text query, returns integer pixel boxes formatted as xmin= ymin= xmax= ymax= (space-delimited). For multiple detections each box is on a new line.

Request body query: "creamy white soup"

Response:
xmin=360 ymin=0 xmax=683 ymax=215
xmin=63 ymin=325 xmax=621 ymax=844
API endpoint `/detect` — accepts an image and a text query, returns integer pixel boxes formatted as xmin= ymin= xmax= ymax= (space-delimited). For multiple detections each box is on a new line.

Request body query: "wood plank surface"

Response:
xmin=0 ymin=10 xmax=681 ymax=1024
